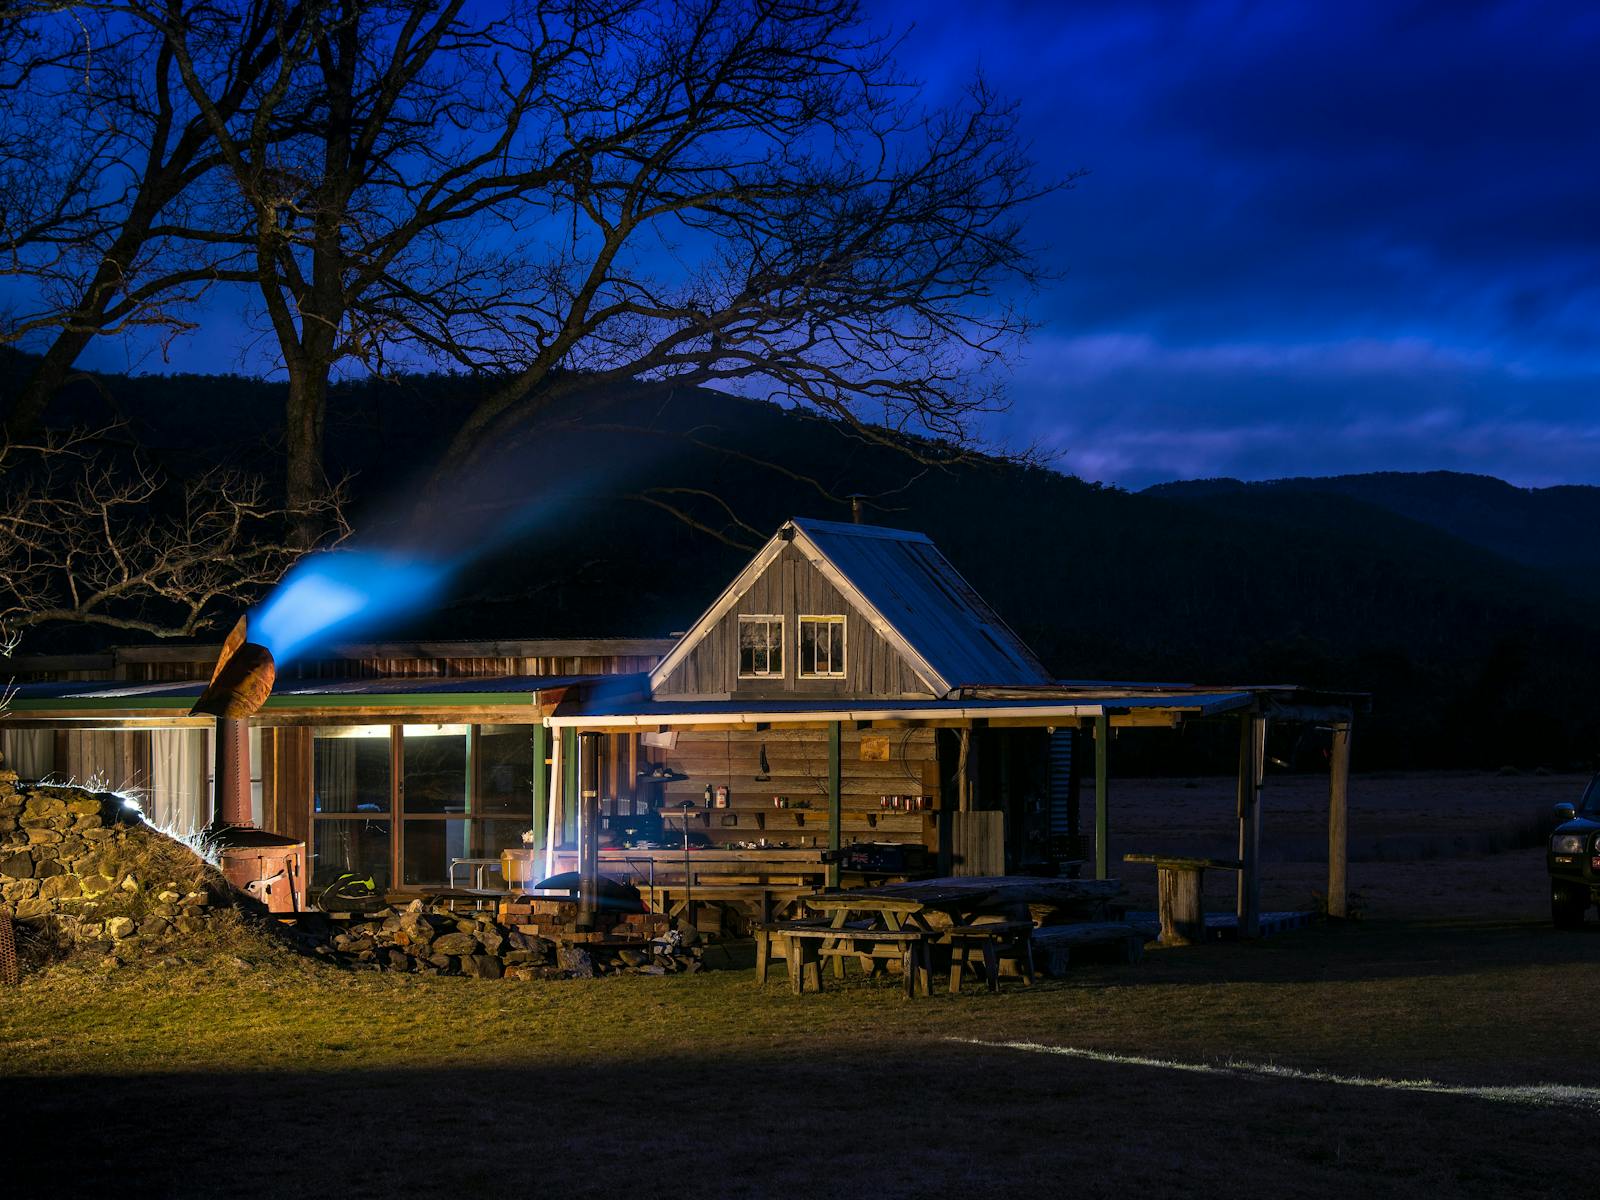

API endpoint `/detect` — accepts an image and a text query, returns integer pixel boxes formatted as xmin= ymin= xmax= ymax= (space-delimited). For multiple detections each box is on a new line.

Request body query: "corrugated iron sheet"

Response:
xmin=793 ymin=518 xmax=1052 ymax=690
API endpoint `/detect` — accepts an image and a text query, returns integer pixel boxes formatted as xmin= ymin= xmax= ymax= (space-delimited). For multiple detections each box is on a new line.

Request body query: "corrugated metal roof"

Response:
xmin=790 ymin=518 xmax=1052 ymax=690
xmin=3 ymin=673 xmax=621 ymax=711
xmin=548 ymin=690 xmax=1257 ymax=727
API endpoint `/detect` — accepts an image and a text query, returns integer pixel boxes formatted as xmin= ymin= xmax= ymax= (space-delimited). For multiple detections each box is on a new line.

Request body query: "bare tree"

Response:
xmin=0 ymin=426 xmax=346 ymax=651
xmin=141 ymin=0 xmax=1058 ymax=525
xmin=0 ymin=1 xmax=292 ymax=435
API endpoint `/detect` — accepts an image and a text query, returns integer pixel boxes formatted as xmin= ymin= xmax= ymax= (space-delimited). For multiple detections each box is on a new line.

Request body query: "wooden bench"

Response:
xmin=754 ymin=917 xmax=837 ymax=984
xmin=1123 ymin=854 xmax=1243 ymax=946
xmin=1031 ymin=922 xmax=1150 ymax=974
xmin=939 ymin=919 xmax=1036 ymax=993
xmin=771 ymin=922 xmax=934 ymax=997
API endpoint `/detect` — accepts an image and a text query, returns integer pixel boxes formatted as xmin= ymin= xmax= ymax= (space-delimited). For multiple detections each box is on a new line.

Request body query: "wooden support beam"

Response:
xmin=956 ymin=728 xmax=972 ymax=813
xmin=1235 ymin=712 xmax=1266 ymax=937
xmin=561 ymin=727 xmax=579 ymax=848
xmin=1328 ymin=720 xmax=1352 ymax=919
xmin=531 ymin=724 xmax=550 ymax=853
xmin=827 ymin=721 xmax=842 ymax=888
xmin=1094 ymin=713 xmax=1109 ymax=880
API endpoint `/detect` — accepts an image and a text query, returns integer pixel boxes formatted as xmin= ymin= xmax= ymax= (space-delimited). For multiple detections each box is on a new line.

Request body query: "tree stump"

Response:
xmin=1157 ymin=865 xmax=1206 ymax=946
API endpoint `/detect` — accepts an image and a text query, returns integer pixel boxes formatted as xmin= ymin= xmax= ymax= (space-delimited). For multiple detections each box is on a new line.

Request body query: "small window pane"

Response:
xmin=402 ymin=724 xmax=468 ymax=814
xmin=738 ymin=617 xmax=782 ymax=677
xmin=402 ymin=818 xmax=524 ymax=886
xmin=799 ymin=617 xmax=845 ymax=677
xmin=478 ymin=725 xmax=537 ymax=818
xmin=312 ymin=817 xmax=391 ymax=890
xmin=314 ymin=727 xmax=391 ymax=814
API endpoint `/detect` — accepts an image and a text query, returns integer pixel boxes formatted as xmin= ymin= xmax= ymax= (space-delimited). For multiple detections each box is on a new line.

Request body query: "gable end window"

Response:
xmin=738 ymin=615 xmax=784 ymax=677
xmin=799 ymin=615 xmax=846 ymax=678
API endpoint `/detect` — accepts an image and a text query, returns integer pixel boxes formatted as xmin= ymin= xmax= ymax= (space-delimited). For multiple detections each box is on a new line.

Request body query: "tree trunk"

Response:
xmin=5 ymin=336 xmax=91 ymax=436
xmin=4 ymin=219 xmax=160 ymax=436
xmin=284 ymin=368 xmax=328 ymax=549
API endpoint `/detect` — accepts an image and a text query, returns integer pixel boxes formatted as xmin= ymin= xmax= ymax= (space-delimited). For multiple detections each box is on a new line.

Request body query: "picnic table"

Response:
xmin=762 ymin=878 xmax=1104 ymax=995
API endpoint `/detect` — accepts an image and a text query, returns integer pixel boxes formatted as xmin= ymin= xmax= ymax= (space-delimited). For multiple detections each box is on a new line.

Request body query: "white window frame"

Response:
xmin=798 ymin=614 xmax=847 ymax=678
xmin=737 ymin=614 xmax=785 ymax=678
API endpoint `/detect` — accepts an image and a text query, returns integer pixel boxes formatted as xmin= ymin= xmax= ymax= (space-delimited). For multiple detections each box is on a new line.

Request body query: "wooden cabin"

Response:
xmin=1 ymin=518 xmax=1362 ymax=929
xmin=0 ymin=640 xmax=669 ymax=897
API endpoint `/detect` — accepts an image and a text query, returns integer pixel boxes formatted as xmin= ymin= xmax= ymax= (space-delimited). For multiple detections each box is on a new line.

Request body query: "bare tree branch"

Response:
xmin=0 ymin=424 xmax=347 ymax=652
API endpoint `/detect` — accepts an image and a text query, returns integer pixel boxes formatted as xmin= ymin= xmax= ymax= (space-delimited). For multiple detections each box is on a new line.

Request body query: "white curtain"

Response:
xmin=149 ymin=728 xmax=209 ymax=836
xmin=0 ymin=728 xmax=55 ymax=780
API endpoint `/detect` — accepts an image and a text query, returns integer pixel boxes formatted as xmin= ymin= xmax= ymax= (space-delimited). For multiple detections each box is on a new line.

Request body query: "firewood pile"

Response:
xmin=298 ymin=899 xmax=700 ymax=980
xmin=496 ymin=896 xmax=671 ymax=943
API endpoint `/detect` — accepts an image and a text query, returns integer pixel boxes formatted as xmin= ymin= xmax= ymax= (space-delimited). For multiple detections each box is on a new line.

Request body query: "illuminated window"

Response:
xmin=799 ymin=615 xmax=846 ymax=677
xmin=738 ymin=615 xmax=784 ymax=677
xmin=310 ymin=723 xmax=538 ymax=891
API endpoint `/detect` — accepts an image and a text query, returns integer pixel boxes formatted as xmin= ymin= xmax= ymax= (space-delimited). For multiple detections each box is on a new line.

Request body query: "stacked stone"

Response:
xmin=1 ymin=774 xmax=705 ymax=980
xmin=0 ymin=774 xmax=243 ymax=960
xmin=307 ymin=899 xmax=703 ymax=979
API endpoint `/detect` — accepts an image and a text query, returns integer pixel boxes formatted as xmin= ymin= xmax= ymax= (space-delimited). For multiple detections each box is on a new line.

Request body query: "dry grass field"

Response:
xmin=4 ymin=770 xmax=1599 ymax=1199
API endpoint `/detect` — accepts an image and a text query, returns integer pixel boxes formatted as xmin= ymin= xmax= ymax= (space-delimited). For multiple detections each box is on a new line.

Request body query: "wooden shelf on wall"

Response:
xmin=660 ymin=808 xmax=931 ymax=835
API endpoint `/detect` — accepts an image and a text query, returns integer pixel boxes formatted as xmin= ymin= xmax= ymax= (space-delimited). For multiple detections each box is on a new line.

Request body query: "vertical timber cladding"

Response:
xmin=658 ymin=543 xmax=934 ymax=698
xmin=260 ymin=727 xmax=312 ymax=844
xmin=60 ymin=729 xmax=152 ymax=793
xmin=650 ymin=726 xmax=940 ymax=850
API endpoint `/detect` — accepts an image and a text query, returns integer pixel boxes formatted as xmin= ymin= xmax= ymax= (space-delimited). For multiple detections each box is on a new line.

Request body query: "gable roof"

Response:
xmin=648 ymin=518 xmax=1052 ymax=696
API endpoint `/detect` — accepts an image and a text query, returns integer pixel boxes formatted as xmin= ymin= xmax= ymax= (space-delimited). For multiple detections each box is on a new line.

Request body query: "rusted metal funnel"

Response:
xmin=192 ymin=616 xmax=276 ymax=721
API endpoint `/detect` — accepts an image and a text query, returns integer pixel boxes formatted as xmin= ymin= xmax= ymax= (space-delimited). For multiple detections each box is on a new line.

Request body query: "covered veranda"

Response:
xmin=543 ymin=683 xmax=1365 ymax=937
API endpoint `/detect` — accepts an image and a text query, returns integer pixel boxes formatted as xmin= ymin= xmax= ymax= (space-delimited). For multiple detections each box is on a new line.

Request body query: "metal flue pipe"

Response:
xmin=187 ymin=616 xmax=305 ymax=913
xmin=213 ymin=716 xmax=253 ymax=828
xmin=575 ymin=732 xmax=602 ymax=930
xmin=189 ymin=616 xmax=276 ymax=831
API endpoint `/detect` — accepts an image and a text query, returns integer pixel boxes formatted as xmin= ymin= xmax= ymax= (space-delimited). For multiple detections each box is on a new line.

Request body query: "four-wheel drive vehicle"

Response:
xmin=1548 ymin=774 xmax=1600 ymax=927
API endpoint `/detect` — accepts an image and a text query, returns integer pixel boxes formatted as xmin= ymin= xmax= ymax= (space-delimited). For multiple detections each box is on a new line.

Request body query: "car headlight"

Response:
xmin=1552 ymin=834 xmax=1585 ymax=854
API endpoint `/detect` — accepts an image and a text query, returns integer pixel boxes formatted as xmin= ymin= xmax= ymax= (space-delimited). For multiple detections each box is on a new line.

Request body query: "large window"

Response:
xmin=799 ymin=615 xmax=846 ymax=677
xmin=738 ymin=615 xmax=784 ymax=677
xmin=311 ymin=723 xmax=539 ymax=891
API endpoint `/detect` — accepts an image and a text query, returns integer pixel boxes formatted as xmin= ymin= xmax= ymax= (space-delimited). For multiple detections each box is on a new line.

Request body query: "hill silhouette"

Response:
xmin=6 ymin=351 xmax=1599 ymax=772
xmin=1148 ymin=472 xmax=1600 ymax=592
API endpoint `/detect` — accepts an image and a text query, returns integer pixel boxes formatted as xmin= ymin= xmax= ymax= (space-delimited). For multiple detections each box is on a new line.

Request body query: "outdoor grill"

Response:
xmin=189 ymin=617 xmax=306 ymax=912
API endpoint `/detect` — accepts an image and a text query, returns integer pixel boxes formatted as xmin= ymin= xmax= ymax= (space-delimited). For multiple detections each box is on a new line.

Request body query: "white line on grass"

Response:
xmin=946 ymin=1037 xmax=1600 ymax=1112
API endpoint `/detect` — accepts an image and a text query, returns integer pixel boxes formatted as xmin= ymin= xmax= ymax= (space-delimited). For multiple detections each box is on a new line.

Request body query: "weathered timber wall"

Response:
xmin=657 ymin=544 xmax=931 ymax=699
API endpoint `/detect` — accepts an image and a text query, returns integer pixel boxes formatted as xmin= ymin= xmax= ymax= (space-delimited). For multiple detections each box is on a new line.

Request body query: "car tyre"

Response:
xmin=1551 ymin=884 xmax=1587 ymax=929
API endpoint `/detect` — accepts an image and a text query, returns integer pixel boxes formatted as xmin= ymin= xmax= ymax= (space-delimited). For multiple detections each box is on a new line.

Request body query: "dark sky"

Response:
xmin=48 ymin=0 xmax=1600 ymax=488
xmin=885 ymin=0 xmax=1600 ymax=487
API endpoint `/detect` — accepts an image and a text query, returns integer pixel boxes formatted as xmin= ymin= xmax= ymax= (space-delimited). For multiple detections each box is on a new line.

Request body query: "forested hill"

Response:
xmin=1147 ymin=472 xmax=1600 ymax=591
xmin=7 ymin=354 xmax=1600 ymax=771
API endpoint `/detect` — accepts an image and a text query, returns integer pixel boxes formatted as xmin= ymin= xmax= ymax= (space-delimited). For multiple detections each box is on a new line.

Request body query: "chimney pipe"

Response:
xmin=575 ymin=732 xmax=602 ymax=930
xmin=214 ymin=716 xmax=253 ymax=828
xmin=190 ymin=616 xmax=276 ymax=830
xmin=187 ymin=616 xmax=304 ymax=913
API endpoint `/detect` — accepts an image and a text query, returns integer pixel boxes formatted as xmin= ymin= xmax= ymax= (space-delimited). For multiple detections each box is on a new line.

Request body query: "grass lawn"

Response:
xmin=6 ymin=917 xmax=1600 ymax=1198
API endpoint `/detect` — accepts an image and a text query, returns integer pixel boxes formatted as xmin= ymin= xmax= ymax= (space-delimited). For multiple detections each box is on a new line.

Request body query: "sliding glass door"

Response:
xmin=310 ymin=723 xmax=538 ymax=892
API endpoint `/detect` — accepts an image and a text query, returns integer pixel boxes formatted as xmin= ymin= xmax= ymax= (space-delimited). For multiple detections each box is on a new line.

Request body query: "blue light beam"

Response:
xmin=251 ymin=549 xmax=453 ymax=664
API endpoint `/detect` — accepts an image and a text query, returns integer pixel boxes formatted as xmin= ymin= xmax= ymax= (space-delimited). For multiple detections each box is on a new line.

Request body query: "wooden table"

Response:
xmin=797 ymin=881 xmax=1054 ymax=995
xmin=1123 ymin=854 xmax=1242 ymax=946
